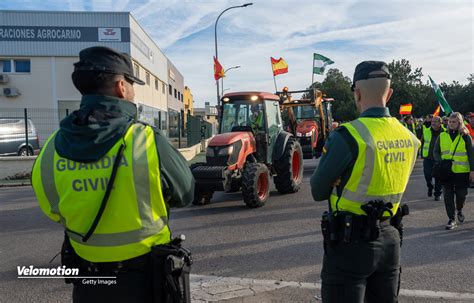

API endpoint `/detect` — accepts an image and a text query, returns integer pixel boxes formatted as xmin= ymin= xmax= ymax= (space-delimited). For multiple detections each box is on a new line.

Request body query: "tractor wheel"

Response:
xmin=190 ymin=162 xmax=213 ymax=206
xmin=241 ymin=162 xmax=270 ymax=208
xmin=192 ymin=189 xmax=213 ymax=206
xmin=273 ymin=138 xmax=303 ymax=194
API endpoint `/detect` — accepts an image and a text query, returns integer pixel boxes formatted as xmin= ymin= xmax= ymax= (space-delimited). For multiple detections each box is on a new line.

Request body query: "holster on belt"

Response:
xmin=151 ymin=236 xmax=193 ymax=303
xmin=60 ymin=232 xmax=80 ymax=285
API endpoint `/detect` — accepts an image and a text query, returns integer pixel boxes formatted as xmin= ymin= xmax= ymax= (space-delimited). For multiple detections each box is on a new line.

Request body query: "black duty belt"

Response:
xmin=77 ymin=252 xmax=151 ymax=273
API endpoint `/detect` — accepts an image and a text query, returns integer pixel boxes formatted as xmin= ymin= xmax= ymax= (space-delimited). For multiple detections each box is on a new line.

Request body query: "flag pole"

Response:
xmin=271 ymin=58 xmax=278 ymax=92
xmin=311 ymin=54 xmax=315 ymax=87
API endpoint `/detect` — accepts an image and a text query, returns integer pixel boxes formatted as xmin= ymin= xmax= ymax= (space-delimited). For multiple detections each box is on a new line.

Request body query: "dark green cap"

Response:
xmin=73 ymin=46 xmax=145 ymax=85
xmin=351 ymin=61 xmax=391 ymax=91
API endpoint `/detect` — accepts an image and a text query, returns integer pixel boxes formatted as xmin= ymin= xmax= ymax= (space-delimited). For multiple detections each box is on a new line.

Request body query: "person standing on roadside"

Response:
xmin=434 ymin=112 xmax=474 ymax=230
xmin=421 ymin=116 xmax=444 ymax=200
xmin=31 ymin=46 xmax=194 ymax=302
xmin=466 ymin=112 xmax=474 ymax=139
xmin=311 ymin=61 xmax=420 ymax=303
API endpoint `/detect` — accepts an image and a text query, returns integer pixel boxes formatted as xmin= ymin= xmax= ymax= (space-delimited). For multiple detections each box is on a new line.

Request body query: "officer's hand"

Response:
xmin=332 ymin=178 xmax=342 ymax=187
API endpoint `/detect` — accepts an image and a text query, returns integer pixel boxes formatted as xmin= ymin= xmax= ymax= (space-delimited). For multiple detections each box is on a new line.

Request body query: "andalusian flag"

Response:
xmin=433 ymin=105 xmax=441 ymax=117
xmin=428 ymin=75 xmax=452 ymax=115
xmin=213 ymin=57 xmax=225 ymax=80
xmin=271 ymin=57 xmax=288 ymax=76
xmin=399 ymin=103 xmax=412 ymax=115
xmin=313 ymin=53 xmax=334 ymax=75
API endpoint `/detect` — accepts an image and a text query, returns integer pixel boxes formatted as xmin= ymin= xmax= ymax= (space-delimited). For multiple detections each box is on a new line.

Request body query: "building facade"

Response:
xmin=166 ymin=60 xmax=184 ymax=138
xmin=0 ymin=10 xmax=182 ymax=142
xmin=183 ymin=85 xmax=194 ymax=129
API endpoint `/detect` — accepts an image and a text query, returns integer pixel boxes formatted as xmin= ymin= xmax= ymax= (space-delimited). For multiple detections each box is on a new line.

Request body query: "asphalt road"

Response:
xmin=0 ymin=159 xmax=473 ymax=302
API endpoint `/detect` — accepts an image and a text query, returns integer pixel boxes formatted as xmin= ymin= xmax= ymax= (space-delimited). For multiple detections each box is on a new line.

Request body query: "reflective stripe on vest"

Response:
xmin=32 ymin=123 xmax=171 ymax=262
xmin=422 ymin=127 xmax=432 ymax=158
xmin=330 ymin=117 xmax=420 ymax=216
xmin=439 ymin=133 xmax=470 ymax=173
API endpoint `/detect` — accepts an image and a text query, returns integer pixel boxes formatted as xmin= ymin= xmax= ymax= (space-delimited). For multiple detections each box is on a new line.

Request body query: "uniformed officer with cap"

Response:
xmin=32 ymin=46 xmax=194 ymax=302
xmin=311 ymin=61 xmax=420 ymax=302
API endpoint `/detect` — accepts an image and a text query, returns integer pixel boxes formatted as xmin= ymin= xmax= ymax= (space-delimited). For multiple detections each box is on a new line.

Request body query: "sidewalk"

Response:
xmin=190 ymin=275 xmax=474 ymax=303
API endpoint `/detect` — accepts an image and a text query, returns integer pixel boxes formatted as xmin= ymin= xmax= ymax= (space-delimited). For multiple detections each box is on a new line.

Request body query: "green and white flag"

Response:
xmin=313 ymin=53 xmax=334 ymax=75
xmin=428 ymin=75 xmax=453 ymax=115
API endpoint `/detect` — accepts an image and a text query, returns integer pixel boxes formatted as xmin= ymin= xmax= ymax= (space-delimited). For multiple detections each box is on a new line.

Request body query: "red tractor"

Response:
xmin=190 ymin=92 xmax=303 ymax=208
xmin=278 ymin=88 xmax=335 ymax=159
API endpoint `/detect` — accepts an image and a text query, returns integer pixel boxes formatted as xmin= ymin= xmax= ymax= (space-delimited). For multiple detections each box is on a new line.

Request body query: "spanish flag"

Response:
xmin=214 ymin=57 xmax=225 ymax=80
xmin=271 ymin=57 xmax=288 ymax=76
xmin=433 ymin=105 xmax=441 ymax=117
xmin=399 ymin=103 xmax=412 ymax=115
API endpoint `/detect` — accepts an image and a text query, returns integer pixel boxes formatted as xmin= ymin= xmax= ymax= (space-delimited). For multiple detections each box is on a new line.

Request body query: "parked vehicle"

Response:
xmin=0 ymin=118 xmax=40 ymax=156
xmin=190 ymin=91 xmax=303 ymax=208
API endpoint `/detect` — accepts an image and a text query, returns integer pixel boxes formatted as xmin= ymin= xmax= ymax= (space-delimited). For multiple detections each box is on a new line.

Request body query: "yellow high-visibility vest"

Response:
xmin=439 ymin=132 xmax=470 ymax=173
xmin=32 ymin=123 xmax=171 ymax=262
xmin=422 ymin=127 xmax=432 ymax=158
xmin=330 ymin=117 xmax=420 ymax=216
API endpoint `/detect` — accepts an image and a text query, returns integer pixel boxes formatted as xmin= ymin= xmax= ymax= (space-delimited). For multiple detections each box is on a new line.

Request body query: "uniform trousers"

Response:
xmin=321 ymin=225 xmax=401 ymax=303
xmin=423 ymin=158 xmax=442 ymax=197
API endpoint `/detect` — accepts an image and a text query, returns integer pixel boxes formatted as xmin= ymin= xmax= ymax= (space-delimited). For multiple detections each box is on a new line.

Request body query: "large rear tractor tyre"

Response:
xmin=242 ymin=162 xmax=270 ymax=208
xmin=192 ymin=189 xmax=213 ymax=206
xmin=274 ymin=138 xmax=303 ymax=194
xmin=190 ymin=162 xmax=213 ymax=206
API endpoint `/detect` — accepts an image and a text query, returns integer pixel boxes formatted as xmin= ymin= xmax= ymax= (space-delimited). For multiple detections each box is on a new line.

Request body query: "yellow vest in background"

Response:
xmin=32 ymin=123 xmax=171 ymax=262
xmin=439 ymin=133 xmax=470 ymax=173
xmin=422 ymin=127 xmax=432 ymax=158
xmin=330 ymin=117 xmax=420 ymax=216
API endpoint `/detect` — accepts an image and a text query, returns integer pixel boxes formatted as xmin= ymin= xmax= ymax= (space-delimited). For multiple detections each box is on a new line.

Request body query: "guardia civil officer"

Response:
xmin=311 ymin=61 xmax=420 ymax=303
xmin=31 ymin=46 xmax=194 ymax=302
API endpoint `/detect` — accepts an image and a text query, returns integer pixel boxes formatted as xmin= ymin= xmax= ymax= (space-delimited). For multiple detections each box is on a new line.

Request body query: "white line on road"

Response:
xmin=190 ymin=275 xmax=474 ymax=302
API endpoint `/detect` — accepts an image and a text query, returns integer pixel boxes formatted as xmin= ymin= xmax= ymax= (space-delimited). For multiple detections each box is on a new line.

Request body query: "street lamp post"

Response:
xmin=221 ymin=65 xmax=241 ymax=96
xmin=214 ymin=3 xmax=252 ymax=107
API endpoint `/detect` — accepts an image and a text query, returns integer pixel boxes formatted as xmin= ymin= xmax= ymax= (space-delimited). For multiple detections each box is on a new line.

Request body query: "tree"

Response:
xmin=310 ymin=68 xmax=357 ymax=122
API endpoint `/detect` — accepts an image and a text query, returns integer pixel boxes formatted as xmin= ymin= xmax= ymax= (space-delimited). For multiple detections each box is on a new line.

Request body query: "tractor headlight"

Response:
xmin=218 ymin=145 xmax=234 ymax=156
xmin=296 ymin=132 xmax=302 ymax=137
xmin=304 ymin=130 xmax=313 ymax=137
xmin=206 ymin=148 xmax=215 ymax=157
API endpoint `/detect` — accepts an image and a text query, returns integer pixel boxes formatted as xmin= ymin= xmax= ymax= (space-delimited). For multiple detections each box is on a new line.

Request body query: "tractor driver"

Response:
xmin=250 ymin=104 xmax=264 ymax=132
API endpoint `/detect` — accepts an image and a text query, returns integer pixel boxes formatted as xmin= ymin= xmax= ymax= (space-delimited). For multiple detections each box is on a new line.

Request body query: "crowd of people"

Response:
xmin=401 ymin=112 xmax=474 ymax=230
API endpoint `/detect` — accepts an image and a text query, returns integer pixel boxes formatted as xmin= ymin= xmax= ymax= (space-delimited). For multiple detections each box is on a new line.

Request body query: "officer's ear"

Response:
xmin=115 ymin=78 xmax=127 ymax=99
xmin=385 ymin=88 xmax=393 ymax=105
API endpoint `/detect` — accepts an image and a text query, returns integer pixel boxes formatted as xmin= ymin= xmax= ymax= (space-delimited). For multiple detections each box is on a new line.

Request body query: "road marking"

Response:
xmin=190 ymin=275 xmax=474 ymax=302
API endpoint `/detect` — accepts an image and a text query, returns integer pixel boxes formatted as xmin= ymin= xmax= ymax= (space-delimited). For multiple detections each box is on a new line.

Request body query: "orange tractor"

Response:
xmin=278 ymin=88 xmax=335 ymax=159
xmin=190 ymin=92 xmax=303 ymax=208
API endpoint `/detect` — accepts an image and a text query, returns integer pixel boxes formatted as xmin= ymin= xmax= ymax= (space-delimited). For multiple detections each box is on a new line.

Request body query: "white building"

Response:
xmin=0 ymin=10 xmax=184 ymax=142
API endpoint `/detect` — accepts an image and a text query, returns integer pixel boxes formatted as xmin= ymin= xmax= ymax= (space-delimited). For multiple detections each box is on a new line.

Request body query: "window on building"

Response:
xmin=155 ymin=78 xmax=158 ymax=90
xmin=174 ymin=88 xmax=177 ymax=98
xmin=0 ymin=60 xmax=12 ymax=72
xmin=14 ymin=60 xmax=31 ymax=73
xmin=162 ymin=83 xmax=166 ymax=94
xmin=0 ymin=59 xmax=31 ymax=73
xmin=145 ymin=72 xmax=150 ymax=85
xmin=177 ymin=91 xmax=180 ymax=100
xmin=169 ymin=84 xmax=172 ymax=95
xmin=133 ymin=63 xmax=140 ymax=79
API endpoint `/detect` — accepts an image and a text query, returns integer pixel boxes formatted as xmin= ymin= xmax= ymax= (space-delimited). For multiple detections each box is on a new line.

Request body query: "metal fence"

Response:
xmin=0 ymin=107 xmax=214 ymax=156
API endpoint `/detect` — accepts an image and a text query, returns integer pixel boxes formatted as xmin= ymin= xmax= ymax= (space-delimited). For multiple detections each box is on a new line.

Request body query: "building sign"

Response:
xmin=0 ymin=26 xmax=130 ymax=42
xmin=169 ymin=69 xmax=176 ymax=81
xmin=98 ymin=28 xmax=122 ymax=42
xmin=131 ymin=31 xmax=153 ymax=61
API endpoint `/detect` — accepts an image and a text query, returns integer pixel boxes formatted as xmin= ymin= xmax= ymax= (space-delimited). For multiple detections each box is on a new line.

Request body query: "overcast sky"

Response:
xmin=2 ymin=0 xmax=473 ymax=107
